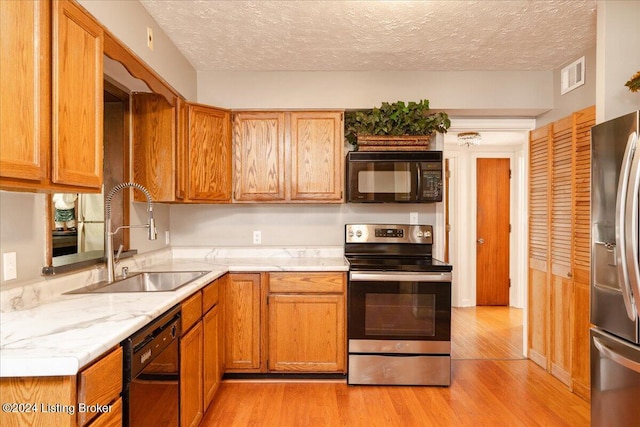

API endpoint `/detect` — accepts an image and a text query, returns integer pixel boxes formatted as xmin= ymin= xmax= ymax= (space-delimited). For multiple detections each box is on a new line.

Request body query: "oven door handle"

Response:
xmin=350 ymin=271 xmax=452 ymax=282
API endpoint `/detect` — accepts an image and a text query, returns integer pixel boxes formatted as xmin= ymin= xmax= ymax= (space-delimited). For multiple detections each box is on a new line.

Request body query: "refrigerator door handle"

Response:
xmin=616 ymin=133 xmax=637 ymax=320
xmin=625 ymin=131 xmax=640 ymax=318
xmin=593 ymin=336 xmax=640 ymax=374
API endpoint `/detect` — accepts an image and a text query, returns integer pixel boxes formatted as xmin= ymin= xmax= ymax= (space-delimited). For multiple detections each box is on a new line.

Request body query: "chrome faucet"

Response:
xmin=105 ymin=182 xmax=157 ymax=283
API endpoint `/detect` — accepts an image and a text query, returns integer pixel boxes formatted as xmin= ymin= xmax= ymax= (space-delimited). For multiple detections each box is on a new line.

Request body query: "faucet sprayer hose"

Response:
xmin=105 ymin=182 xmax=154 ymax=218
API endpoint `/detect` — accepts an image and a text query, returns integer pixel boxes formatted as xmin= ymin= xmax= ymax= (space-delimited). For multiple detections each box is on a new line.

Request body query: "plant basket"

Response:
xmin=356 ymin=135 xmax=432 ymax=151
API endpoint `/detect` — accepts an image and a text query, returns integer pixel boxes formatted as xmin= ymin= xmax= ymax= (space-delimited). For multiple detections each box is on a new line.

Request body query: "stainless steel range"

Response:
xmin=345 ymin=224 xmax=453 ymax=386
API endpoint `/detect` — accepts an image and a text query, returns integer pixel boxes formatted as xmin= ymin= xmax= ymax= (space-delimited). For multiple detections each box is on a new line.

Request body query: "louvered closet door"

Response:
xmin=528 ymin=125 xmax=551 ymax=369
xmin=571 ymin=105 xmax=595 ymax=399
xmin=550 ymin=116 xmax=574 ymax=386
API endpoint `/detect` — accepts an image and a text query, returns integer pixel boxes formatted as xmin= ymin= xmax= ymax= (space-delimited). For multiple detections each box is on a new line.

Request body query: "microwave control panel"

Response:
xmin=421 ymin=169 xmax=442 ymax=201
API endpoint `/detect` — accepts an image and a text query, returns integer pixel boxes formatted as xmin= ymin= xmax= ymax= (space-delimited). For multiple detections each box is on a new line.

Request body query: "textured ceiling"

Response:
xmin=139 ymin=0 xmax=597 ymax=72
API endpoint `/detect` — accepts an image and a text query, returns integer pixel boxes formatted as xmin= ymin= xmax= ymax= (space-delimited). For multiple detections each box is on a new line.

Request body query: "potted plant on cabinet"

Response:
xmin=344 ymin=99 xmax=450 ymax=151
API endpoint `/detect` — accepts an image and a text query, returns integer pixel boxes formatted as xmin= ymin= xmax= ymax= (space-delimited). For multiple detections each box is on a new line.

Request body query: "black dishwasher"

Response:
xmin=122 ymin=305 xmax=181 ymax=427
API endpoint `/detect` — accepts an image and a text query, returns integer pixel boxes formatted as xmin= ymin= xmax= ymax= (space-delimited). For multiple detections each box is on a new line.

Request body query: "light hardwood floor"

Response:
xmin=202 ymin=307 xmax=590 ymax=426
xmin=451 ymin=306 xmax=524 ymax=360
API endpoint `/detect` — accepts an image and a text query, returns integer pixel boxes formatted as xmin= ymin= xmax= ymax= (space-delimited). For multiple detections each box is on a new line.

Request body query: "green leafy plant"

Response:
xmin=345 ymin=100 xmax=450 ymax=147
xmin=626 ymin=71 xmax=640 ymax=92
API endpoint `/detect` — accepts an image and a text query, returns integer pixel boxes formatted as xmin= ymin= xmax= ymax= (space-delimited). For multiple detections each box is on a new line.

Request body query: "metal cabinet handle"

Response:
xmin=477 ymin=238 xmax=485 ymax=244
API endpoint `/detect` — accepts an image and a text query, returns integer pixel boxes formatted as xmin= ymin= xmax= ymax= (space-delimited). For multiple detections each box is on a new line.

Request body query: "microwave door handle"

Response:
xmin=625 ymin=131 xmax=640 ymax=318
xmin=616 ymin=132 xmax=637 ymax=320
xmin=415 ymin=163 xmax=422 ymax=201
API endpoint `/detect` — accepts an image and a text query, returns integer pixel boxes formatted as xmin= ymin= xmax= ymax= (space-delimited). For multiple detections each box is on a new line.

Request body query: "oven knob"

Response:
xmin=348 ymin=230 xmax=354 ymax=238
xmin=417 ymin=231 xmax=424 ymax=238
xmin=355 ymin=230 xmax=362 ymax=238
xmin=425 ymin=231 xmax=431 ymax=238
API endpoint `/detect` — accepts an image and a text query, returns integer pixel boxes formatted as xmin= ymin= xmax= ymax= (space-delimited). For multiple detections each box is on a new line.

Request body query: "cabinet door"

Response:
xmin=224 ymin=274 xmax=262 ymax=371
xmin=549 ymin=116 xmax=574 ymax=386
xmin=132 ymin=93 xmax=176 ymax=202
xmin=0 ymin=0 xmax=49 ymax=186
xmin=187 ymin=104 xmax=232 ymax=202
xmin=52 ymin=0 xmax=103 ymax=189
xmin=203 ymin=304 xmax=221 ymax=409
xmin=180 ymin=321 xmax=204 ymax=427
xmin=528 ymin=125 xmax=551 ymax=369
xmin=290 ymin=112 xmax=343 ymax=201
xmin=233 ymin=112 xmax=286 ymax=201
xmin=268 ymin=294 xmax=345 ymax=372
xmin=571 ymin=105 xmax=595 ymax=400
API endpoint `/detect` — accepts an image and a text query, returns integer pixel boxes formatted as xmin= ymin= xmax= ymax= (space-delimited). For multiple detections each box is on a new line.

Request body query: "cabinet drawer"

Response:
xmin=202 ymin=279 xmax=220 ymax=313
xmin=269 ymin=272 xmax=345 ymax=293
xmin=77 ymin=347 xmax=123 ymax=427
xmin=182 ymin=291 xmax=203 ymax=334
xmin=86 ymin=397 xmax=122 ymax=427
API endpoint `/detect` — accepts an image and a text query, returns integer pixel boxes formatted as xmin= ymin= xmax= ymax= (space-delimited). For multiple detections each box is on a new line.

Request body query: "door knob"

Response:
xmin=477 ymin=238 xmax=485 ymax=244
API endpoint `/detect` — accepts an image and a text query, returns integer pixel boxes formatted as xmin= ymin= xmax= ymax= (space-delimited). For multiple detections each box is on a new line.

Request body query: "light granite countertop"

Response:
xmin=0 ymin=247 xmax=347 ymax=377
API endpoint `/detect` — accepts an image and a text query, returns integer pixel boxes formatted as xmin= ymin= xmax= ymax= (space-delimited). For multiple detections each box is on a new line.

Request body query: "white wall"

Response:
xmin=536 ymin=47 xmax=597 ymax=127
xmin=0 ymin=192 xmax=47 ymax=285
xmin=596 ymin=0 xmax=640 ymax=123
xmin=170 ymin=203 xmax=438 ymax=248
xmin=78 ymin=0 xmax=197 ymax=100
xmin=197 ymin=70 xmax=554 ymax=113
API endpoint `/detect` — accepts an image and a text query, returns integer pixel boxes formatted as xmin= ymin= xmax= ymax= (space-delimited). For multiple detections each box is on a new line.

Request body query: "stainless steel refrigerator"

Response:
xmin=591 ymin=110 xmax=640 ymax=426
xmin=76 ymin=192 xmax=104 ymax=253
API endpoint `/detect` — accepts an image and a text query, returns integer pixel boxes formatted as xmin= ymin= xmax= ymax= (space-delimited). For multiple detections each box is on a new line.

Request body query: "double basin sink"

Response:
xmin=66 ymin=270 xmax=209 ymax=294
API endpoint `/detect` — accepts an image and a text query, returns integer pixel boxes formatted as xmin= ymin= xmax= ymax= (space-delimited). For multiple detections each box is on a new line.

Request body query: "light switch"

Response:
xmin=3 ymin=252 xmax=17 ymax=281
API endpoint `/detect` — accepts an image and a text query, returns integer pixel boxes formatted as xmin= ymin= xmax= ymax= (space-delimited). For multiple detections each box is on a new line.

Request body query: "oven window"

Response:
xmin=365 ymin=289 xmax=436 ymax=336
xmin=358 ymin=170 xmax=412 ymax=194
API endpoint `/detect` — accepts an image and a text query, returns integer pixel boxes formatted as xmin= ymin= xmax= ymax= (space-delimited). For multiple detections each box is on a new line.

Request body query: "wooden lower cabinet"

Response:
xmin=180 ymin=277 xmax=224 ymax=427
xmin=268 ymin=294 xmax=345 ymax=372
xmin=0 ymin=347 xmax=122 ymax=427
xmin=203 ymin=304 xmax=222 ymax=409
xmin=267 ymin=272 xmax=346 ymax=373
xmin=224 ymin=273 xmax=263 ymax=372
xmin=223 ymin=272 xmax=347 ymax=374
xmin=180 ymin=321 xmax=204 ymax=427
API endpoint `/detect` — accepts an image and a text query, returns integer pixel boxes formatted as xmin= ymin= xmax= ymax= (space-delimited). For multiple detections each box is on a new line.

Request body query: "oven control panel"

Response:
xmin=346 ymin=224 xmax=433 ymax=244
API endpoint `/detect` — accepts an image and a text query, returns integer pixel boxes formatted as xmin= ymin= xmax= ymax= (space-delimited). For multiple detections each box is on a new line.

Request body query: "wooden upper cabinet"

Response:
xmin=0 ymin=0 xmax=50 ymax=187
xmin=233 ymin=112 xmax=286 ymax=202
xmin=186 ymin=104 xmax=232 ymax=202
xmin=132 ymin=92 xmax=176 ymax=202
xmin=51 ymin=0 xmax=103 ymax=189
xmin=290 ymin=112 xmax=343 ymax=201
xmin=232 ymin=110 xmax=344 ymax=203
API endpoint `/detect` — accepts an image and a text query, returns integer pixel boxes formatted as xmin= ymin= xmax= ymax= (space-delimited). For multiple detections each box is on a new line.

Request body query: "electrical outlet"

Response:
xmin=253 ymin=231 xmax=262 ymax=245
xmin=165 ymin=231 xmax=171 ymax=245
xmin=410 ymin=212 xmax=419 ymax=225
xmin=3 ymin=252 xmax=17 ymax=281
xmin=147 ymin=27 xmax=154 ymax=51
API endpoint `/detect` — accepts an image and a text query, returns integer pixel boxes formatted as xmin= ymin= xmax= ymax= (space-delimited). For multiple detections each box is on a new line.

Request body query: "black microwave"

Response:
xmin=346 ymin=151 xmax=443 ymax=203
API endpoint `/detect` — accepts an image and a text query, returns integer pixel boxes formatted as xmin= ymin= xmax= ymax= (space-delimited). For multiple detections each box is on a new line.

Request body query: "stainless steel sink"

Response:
xmin=66 ymin=271 xmax=209 ymax=294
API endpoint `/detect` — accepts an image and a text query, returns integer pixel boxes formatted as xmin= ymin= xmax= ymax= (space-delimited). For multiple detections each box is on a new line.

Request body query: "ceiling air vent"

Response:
xmin=561 ymin=56 xmax=585 ymax=95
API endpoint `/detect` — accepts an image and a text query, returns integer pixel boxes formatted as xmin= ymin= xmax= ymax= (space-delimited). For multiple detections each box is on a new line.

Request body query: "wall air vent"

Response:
xmin=560 ymin=56 xmax=585 ymax=95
